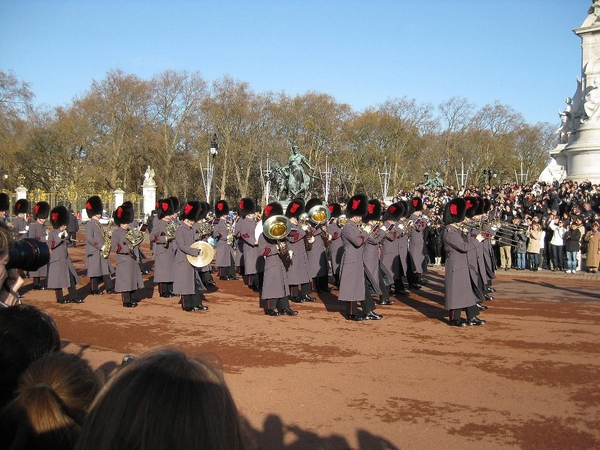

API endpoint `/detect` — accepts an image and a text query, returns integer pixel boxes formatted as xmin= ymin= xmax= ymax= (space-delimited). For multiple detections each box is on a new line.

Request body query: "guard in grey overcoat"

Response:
xmin=338 ymin=194 xmax=381 ymax=321
xmin=362 ymin=199 xmax=393 ymax=306
xmin=193 ymin=202 xmax=215 ymax=288
xmin=305 ymin=198 xmax=330 ymax=292
xmin=407 ymin=197 xmax=428 ymax=289
xmin=110 ymin=205 xmax=144 ymax=308
xmin=327 ymin=203 xmax=344 ymax=287
xmin=481 ymin=198 xmax=497 ymax=291
xmin=464 ymin=197 xmax=489 ymax=303
xmin=380 ymin=202 xmax=406 ymax=297
xmin=442 ymin=198 xmax=485 ymax=327
xmin=173 ymin=201 xmax=208 ymax=312
xmin=12 ymin=199 xmax=29 ymax=279
xmin=28 ymin=201 xmax=50 ymax=289
xmin=236 ymin=198 xmax=260 ymax=291
xmin=258 ymin=202 xmax=297 ymax=316
xmin=84 ymin=196 xmax=115 ymax=295
xmin=150 ymin=199 xmax=176 ymax=298
xmin=285 ymin=198 xmax=316 ymax=303
xmin=47 ymin=206 xmax=82 ymax=304
xmin=213 ymin=200 xmax=237 ymax=280
xmin=12 ymin=199 xmax=29 ymax=241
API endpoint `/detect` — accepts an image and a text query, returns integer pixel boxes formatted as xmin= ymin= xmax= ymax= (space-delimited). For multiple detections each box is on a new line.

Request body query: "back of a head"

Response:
xmin=0 ymin=352 xmax=102 ymax=450
xmin=75 ymin=349 xmax=244 ymax=450
xmin=0 ymin=305 xmax=61 ymax=408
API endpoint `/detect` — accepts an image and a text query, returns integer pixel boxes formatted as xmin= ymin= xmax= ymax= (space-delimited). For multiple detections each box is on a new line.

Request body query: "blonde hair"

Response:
xmin=76 ymin=348 xmax=244 ymax=450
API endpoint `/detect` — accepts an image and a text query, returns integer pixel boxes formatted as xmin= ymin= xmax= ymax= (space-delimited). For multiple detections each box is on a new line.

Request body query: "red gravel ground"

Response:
xmin=18 ymin=231 xmax=600 ymax=449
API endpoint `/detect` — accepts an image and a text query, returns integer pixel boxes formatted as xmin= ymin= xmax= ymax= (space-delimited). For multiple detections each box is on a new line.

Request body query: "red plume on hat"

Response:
xmin=346 ymin=194 xmax=368 ymax=218
xmin=285 ymin=198 xmax=305 ymax=219
xmin=238 ymin=197 xmax=256 ymax=218
xmin=262 ymin=202 xmax=283 ymax=223
xmin=50 ymin=206 xmax=69 ymax=229
xmin=463 ymin=196 xmax=479 ymax=219
xmin=363 ymin=199 xmax=382 ymax=223
xmin=215 ymin=200 xmax=229 ymax=216
xmin=444 ymin=198 xmax=466 ymax=225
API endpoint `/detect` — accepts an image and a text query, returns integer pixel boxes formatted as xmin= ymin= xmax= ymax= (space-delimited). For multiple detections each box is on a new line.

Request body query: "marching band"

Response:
xmin=3 ymin=189 xmax=525 ymax=326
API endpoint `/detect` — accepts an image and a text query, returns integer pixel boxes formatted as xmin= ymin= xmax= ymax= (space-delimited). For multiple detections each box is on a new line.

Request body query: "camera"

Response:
xmin=6 ymin=238 xmax=50 ymax=272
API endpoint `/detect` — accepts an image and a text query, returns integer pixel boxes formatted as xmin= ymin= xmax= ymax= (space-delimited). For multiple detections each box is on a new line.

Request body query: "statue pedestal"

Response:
xmin=113 ymin=189 xmax=125 ymax=208
xmin=15 ymin=186 xmax=27 ymax=201
xmin=142 ymin=181 xmax=156 ymax=220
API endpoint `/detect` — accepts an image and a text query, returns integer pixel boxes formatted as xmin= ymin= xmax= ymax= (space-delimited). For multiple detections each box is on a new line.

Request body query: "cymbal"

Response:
xmin=186 ymin=241 xmax=215 ymax=268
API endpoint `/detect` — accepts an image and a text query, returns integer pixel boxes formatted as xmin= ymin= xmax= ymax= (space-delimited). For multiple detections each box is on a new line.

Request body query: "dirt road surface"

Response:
xmin=18 ymin=233 xmax=600 ymax=449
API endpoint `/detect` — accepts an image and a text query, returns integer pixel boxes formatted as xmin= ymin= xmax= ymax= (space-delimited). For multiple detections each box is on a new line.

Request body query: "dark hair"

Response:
xmin=75 ymin=348 xmax=244 ymax=450
xmin=0 ymin=352 xmax=102 ymax=450
xmin=0 ymin=305 xmax=61 ymax=408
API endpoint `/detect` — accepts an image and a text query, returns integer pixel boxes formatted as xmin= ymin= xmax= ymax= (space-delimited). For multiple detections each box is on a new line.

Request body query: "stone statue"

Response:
xmin=557 ymin=97 xmax=573 ymax=143
xmin=583 ymin=78 xmax=600 ymax=123
xmin=284 ymin=146 xmax=314 ymax=199
xmin=266 ymin=164 xmax=288 ymax=201
xmin=424 ymin=172 xmax=444 ymax=189
xmin=144 ymin=166 xmax=155 ymax=182
xmin=589 ymin=0 xmax=600 ymax=16
xmin=433 ymin=172 xmax=445 ymax=188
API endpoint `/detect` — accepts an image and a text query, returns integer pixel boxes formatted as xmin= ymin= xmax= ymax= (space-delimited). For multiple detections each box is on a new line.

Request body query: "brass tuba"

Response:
xmin=263 ymin=215 xmax=293 ymax=268
xmin=337 ymin=215 xmax=347 ymax=226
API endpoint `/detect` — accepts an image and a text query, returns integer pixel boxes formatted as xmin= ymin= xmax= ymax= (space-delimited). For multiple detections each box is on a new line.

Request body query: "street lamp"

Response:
xmin=210 ymin=135 xmax=218 ymax=208
xmin=482 ymin=169 xmax=497 ymax=186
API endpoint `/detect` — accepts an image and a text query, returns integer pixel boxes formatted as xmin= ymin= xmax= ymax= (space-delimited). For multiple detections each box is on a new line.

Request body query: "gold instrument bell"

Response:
xmin=186 ymin=241 xmax=216 ymax=268
xmin=308 ymin=204 xmax=331 ymax=225
xmin=263 ymin=215 xmax=292 ymax=240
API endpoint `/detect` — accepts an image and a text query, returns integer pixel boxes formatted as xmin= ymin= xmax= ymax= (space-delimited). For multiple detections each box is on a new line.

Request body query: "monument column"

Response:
xmin=561 ymin=3 xmax=600 ymax=183
xmin=142 ymin=166 xmax=156 ymax=220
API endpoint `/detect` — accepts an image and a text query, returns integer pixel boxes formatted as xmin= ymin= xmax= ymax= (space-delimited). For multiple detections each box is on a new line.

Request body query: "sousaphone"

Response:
xmin=187 ymin=241 xmax=216 ymax=268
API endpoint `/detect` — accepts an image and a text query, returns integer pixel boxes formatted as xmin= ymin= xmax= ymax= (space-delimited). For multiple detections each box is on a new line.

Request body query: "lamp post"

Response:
xmin=482 ymin=169 xmax=497 ymax=186
xmin=210 ymin=135 xmax=218 ymax=208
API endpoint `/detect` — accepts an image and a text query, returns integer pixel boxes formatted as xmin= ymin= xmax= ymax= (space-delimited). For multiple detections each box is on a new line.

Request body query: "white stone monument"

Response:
xmin=548 ymin=2 xmax=600 ymax=183
xmin=142 ymin=166 xmax=156 ymax=220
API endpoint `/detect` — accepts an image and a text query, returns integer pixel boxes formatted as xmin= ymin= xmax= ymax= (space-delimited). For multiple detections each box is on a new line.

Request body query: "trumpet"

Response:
xmin=298 ymin=212 xmax=314 ymax=252
xmin=337 ymin=215 xmax=347 ymax=227
xmin=357 ymin=221 xmax=381 ymax=240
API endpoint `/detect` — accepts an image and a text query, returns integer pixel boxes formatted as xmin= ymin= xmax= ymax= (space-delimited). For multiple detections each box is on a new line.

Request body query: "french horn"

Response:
xmin=186 ymin=241 xmax=216 ymax=268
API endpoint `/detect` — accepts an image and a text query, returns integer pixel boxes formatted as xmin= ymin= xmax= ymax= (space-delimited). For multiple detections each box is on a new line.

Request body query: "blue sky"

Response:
xmin=0 ymin=0 xmax=590 ymax=126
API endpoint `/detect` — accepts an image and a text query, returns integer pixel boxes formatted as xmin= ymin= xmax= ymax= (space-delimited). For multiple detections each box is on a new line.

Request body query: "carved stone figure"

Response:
xmin=285 ymin=146 xmax=314 ymax=199
xmin=144 ymin=166 xmax=155 ymax=183
xmin=583 ymin=78 xmax=600 ymax=122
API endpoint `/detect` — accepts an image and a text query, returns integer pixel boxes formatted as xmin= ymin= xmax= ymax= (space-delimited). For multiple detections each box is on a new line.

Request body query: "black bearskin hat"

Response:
xmin=305 ymin=198 xmax=322 ymax=213
xmin=464 ymin=196 xmax=479 ymax=219
xmin=363 ymin=199 xmax=382 ymax=223
xmin=200 ymin=202 xmax=210 ymax=220
xmin=157 ymin=198 xmax=174 ymax=219
xmin=13 ymin=199 xmax=29 ymax=215
xmin=262 ymin=202 xmax=284 ymax=224
xmin=238 ymin=198 xmax=256 ymax=218
xmin=113 ymin=205 xmax=134 ymax=226
xmin=328 ymin=203 xmax=342 ymax=218
xmin=0 ymin=193 xmax=9 ymax=212
xmin=474 ymin=196 xmax=485 ymax=216
xmin=443 ymin=198 xmax=467 ymax=225
xmin=85 ymin=196 xmax=103 ymax=218
xmin=483 ymin=198 xmax=492 ymax=214
xmin=180 ymin=201 xmax=203 ymax=222
xmin=410 ymin=197 xmax=423 ymax=212
xmin=215 ymin=200 xmax=230 ymax=217
xmin=383 ymin=202 xmax=404 ymax=221
xmin=169 ymin=197 xmax=180 ymax=214
xmin=50 ymin=206 xmax=70 ymax=229
xmin=346 ymin=194 xmax=368 ymax=218
xmin=33 ymin=201 xmax=50 ymax=220
xmin=285 ymin=198 xmax=305 ymax=219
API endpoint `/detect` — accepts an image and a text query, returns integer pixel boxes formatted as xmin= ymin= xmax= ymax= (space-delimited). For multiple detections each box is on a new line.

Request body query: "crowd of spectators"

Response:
xmin=393 ymin=178 xmax=600 ymax=273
